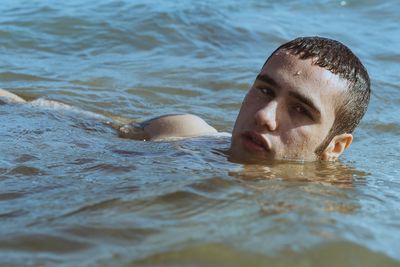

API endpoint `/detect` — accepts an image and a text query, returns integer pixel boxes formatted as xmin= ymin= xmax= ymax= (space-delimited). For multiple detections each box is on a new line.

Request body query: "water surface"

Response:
xmin=1 ymin=0 xmax=400 ymax=266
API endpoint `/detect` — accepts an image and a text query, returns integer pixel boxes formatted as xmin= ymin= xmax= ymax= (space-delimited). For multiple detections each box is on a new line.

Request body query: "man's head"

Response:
xmin=230 ymin=36 xmax=370 ymax=162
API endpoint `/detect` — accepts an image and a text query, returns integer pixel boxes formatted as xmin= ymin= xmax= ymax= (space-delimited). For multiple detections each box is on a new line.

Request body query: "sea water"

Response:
xmin=0 ymin=0 xmax=399 ymax=266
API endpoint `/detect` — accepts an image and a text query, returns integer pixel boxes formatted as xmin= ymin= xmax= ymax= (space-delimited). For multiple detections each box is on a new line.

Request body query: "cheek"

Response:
xmin=233 ymin=94 xmax=255 ymax=133
xmin=243 ymin=91 xmax=260 ymax=107
xmin=279 ymin=128 xmax=319 ymax=160
xmin=283 ymin=127 xmax=317 ymax=150
xmin=237 ymin=93 xmax=261 ymax=119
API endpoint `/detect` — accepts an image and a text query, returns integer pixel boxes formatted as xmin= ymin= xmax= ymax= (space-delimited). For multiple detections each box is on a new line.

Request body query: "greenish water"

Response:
xmin=1 ymin=0 xmax=400 ymax=266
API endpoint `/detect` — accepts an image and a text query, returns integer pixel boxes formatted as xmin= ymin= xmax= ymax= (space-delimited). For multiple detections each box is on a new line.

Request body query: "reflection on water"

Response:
xmin=1 ymin=0 xmax=400 ymax=266
xmin=133 ymin=242 xmax=399 ymax=267
xmin=229 ymin=160 xmax=365 ymax=185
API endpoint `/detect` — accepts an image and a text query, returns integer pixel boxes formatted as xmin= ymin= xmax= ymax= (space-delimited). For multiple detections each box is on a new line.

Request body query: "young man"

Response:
xmin=230 ymin=37 xmax=371 ymax=162
xmin=0 ymin=36 xmax=370 ymax=162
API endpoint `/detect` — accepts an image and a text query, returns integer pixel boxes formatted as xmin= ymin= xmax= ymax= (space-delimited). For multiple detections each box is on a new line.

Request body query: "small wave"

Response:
xmin=373 ymin=53 xmax=400 ymax=63
xmin=0 ymin=233 xmax=91 ymax=253
xmin=0 ymin=209 xmax=28 ymax=219
xmin=9 ymin=165 xmax=43 ymax=176
xmin=127 ymin=190 xmax=232 ymax=220
xmin=62 ymin=225 xmax=159 ymax=244
xmin=0 ymin=192 xmax=25 ymax=201
xmin=361 ymin=122 xmax=400 ymax=134
xmin=61 ymin=198 xmax=121 ymax=218
xmin=83 ymin=163 xmax=136 ymax=173
xmin=0 ymin=72 xmax=57 ymax=82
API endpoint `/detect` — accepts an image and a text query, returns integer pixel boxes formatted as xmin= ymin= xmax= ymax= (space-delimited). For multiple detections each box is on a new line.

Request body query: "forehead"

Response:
xmin=260 ymin=50 xmax=348 ymax=112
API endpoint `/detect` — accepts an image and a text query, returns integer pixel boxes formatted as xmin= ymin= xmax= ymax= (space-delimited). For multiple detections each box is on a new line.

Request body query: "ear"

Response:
xmin=320 ymin=133 xmax=353 ymax=161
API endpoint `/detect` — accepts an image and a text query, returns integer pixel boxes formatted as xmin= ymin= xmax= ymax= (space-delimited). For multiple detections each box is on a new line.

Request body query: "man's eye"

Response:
xmin=259 ymin=87 xmax=275 ymax=98
xmin=291 ymin=104 xmax=312 ymax=119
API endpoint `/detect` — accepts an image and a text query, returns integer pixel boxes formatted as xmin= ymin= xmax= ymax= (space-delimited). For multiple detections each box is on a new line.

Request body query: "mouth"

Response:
xmin=241 ymin=131 xmax=271 ymax=153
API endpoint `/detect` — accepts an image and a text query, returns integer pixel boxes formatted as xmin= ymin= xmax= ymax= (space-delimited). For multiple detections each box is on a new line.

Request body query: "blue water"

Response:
xmin=1 ymin=0 xmax=399 ymax=266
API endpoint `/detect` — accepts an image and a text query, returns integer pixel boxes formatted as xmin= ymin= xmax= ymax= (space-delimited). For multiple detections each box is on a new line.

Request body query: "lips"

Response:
xmin=241 ymin=131 xmax=271 ymax=153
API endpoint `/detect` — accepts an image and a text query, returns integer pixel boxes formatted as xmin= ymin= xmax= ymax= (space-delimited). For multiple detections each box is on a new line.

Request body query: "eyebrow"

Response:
xmin=256 ymin=74 xmax=321 ymax=117
xmin=289 ymin=91 xmax=321 ymax=117
xmin=256 ymin=74 xmax=280 ymax=89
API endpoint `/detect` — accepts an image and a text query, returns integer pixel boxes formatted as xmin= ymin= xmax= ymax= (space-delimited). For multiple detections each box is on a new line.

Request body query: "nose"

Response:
xmin=254 ymin=100 xmax=279 ymax=132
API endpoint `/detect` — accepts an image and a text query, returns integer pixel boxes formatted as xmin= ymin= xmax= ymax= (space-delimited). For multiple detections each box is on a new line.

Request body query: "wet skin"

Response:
xmin=229 ymin=50 xmax=349 ymax=162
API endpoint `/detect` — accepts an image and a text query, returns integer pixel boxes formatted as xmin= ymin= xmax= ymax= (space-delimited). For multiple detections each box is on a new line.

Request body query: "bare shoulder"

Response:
xmin=118 ymin=114 xmax=218 ymax=140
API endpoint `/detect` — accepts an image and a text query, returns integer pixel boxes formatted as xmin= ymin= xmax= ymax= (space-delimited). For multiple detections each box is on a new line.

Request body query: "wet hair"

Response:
xmin=263 ymin=36 xmax=371 ymax=156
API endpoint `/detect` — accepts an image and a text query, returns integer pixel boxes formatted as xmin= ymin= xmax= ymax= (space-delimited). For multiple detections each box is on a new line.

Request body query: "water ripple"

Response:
xmin=0 ymin=233 xmax=91 ymax=253
xmin=0 ymin=192 xmax=25 ymax=201
xmin=0 ymin=72 xmax=57 ymax=82
xmin=1 ymin=0 xmax=400 ymax=265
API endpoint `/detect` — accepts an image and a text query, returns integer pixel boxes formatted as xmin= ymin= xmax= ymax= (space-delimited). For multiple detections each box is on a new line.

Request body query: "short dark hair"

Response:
xmin=263 ymin=36 xmax=371 ymax=156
